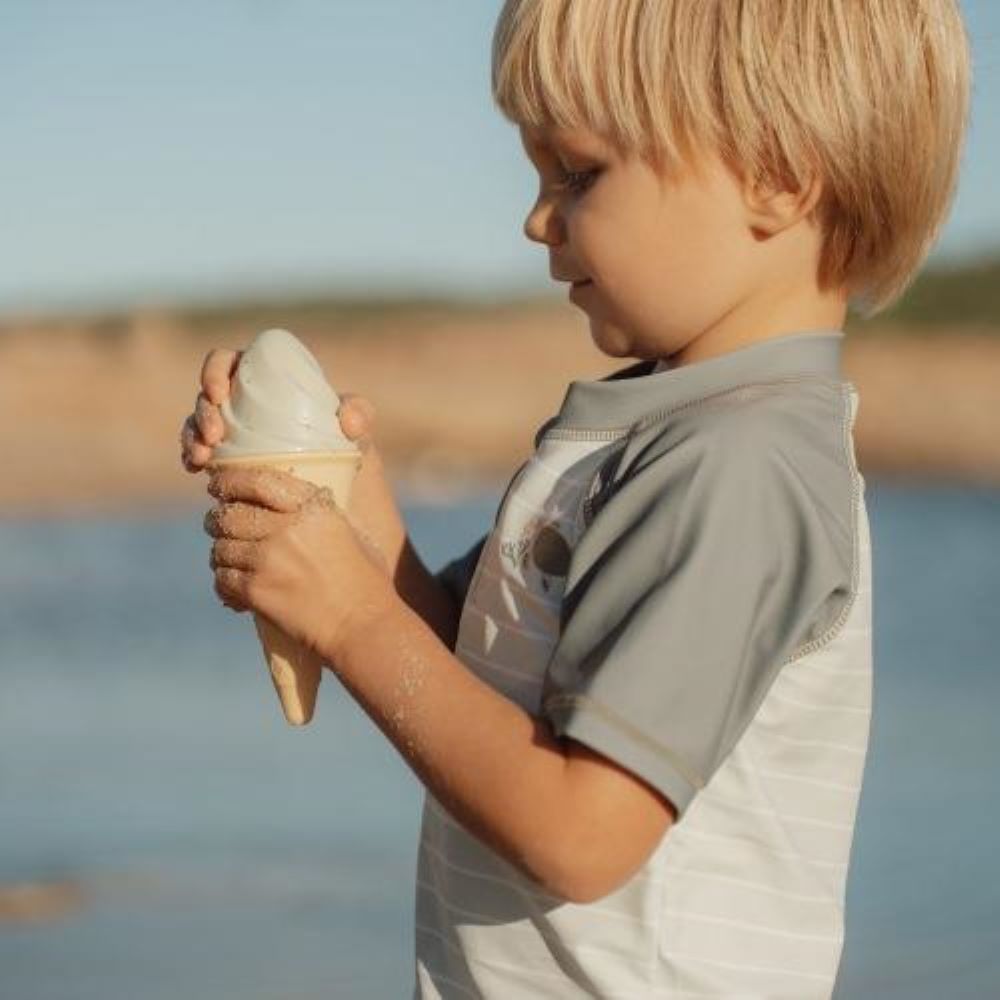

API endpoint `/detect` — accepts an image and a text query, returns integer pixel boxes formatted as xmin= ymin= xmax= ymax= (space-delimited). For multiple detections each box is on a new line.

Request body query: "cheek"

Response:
xmin=565 ymin=206 xmax=603 ymax=270
xmin=622 ymin=217 xmax=753 ymax=336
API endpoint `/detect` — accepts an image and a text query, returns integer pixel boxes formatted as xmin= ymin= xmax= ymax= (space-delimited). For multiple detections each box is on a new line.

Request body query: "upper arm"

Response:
xmin=540 ymin=407 xmax=855 ymax=898
xmin=559 ymin=736 xmax=676 ymax=903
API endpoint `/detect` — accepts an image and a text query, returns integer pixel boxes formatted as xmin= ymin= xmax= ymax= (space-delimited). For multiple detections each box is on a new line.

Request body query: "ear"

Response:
xmin=742 ymin=166 xmax=824 ymax=239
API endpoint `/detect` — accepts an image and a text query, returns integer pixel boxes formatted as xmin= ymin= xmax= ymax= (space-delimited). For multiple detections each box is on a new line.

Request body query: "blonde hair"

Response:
xmin=491 ymin=0 xmax=972 ymax=318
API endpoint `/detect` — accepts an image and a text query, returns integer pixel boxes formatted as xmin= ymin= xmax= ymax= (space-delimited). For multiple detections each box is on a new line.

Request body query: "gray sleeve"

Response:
xmin=541 ymin=417 xmax=855 ymax=816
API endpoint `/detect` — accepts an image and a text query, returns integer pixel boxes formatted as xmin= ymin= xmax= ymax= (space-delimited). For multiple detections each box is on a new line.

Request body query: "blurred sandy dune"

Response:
xmin=2 ymin=298 xmax=999 ymax=515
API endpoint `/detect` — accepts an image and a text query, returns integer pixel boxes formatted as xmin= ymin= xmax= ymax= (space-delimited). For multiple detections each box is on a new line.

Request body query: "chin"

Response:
xmin=588 ymin=319 xmax=634 ymax=359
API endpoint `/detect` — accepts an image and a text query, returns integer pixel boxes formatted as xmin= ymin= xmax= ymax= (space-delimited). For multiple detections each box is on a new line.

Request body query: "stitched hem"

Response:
xmin=545 ymin=690 xmax=705 ymax=793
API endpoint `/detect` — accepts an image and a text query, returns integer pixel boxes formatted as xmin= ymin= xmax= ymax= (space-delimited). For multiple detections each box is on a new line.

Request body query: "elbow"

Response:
xmin=555 ymin=875 xmax=619 ymax=906
xmin=535 ymin=845 xmax=639 ymax=906
xmin=533 ymin=809 xmax=676 ymax=905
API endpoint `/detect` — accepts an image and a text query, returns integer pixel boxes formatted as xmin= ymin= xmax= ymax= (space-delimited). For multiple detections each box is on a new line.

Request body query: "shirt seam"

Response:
xmin=543 ymin=690 xmax=705 ymax=791
xmin=777 ymin=381 xmax=861 ymax=667
xmin=574 ymin=377 xmax=860 ymax=664
xmin=541 ymin=374 xmax=846 ymax=441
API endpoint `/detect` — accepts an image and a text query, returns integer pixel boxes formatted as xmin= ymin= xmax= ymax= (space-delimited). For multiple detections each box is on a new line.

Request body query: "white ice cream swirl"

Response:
xmin=213 ymin=328 xmax=355 ymax=458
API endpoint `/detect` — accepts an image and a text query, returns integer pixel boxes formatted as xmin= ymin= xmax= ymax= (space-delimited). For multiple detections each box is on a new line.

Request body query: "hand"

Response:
xmin=204 ymin=464 xmax=399 ymax=666
xmin=179 ymin=347 xmax=409 ymax=580
xmin=179 ymin=348 xmax=241 ymax=473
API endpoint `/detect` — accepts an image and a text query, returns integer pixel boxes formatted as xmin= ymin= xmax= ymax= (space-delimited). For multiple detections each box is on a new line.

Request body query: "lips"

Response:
xmin=571 ymin=279 xmax=592 ymax=288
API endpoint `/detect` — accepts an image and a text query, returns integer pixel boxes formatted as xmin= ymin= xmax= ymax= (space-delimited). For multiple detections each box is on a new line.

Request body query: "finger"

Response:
xmin=203 ymin=502 xmax=284 ymax=540
xmin=220 ymin=593 xmax=249 ymax=613
xmin=212 ymin=572 xmax=250 ymax=612
xmin=195 ymin=392 xmax=224 ymax=446
xmin=180 ymin=415 xmax=214 ymax=470
xmin=207 ymin=465 xmax=315 ymax=513
xmin=337 ymin=393 xmax=376 ymax=449
xmin=214 ymin=567 xmax=251 ymax=608
xmin=201 ymin=348 xmax=242 ymax=406
xmin=210 ymin=537 xmax=259 ymax=573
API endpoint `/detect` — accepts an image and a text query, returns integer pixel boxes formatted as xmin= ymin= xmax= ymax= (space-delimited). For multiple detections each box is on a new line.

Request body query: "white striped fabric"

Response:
xmin=414 ymin=389 xmax=872 ymax=999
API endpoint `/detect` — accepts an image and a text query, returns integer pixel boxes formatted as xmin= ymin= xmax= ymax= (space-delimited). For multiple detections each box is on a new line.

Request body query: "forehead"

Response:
xmin=519 ymin=124 xmax=612 ymax=160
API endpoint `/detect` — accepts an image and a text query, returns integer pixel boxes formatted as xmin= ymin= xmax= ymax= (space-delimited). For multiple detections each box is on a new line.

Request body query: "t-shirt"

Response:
xmin=415 ymin=329 xmax=872 ymax=999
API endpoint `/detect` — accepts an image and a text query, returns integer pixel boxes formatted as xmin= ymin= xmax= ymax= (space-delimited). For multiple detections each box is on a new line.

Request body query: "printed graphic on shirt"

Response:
xmin=455 ymin=440 xmax=620 ymax=713
xmin=499 ymin=514 xmax=572 ymax=594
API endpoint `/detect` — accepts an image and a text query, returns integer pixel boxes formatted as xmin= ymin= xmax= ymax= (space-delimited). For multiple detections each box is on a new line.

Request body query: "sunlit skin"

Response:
xmin=519 ymin=124 xmax=847 ymax=366
xmin=183 ymin=351 xmax=675 ymax=904
xmin=177 ymin=117 xmax=850 ymax=904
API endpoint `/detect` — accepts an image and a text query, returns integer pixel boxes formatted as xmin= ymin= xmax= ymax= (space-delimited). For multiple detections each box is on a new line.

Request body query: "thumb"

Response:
xmin=337 ymin=393 xmax=377 ymax=453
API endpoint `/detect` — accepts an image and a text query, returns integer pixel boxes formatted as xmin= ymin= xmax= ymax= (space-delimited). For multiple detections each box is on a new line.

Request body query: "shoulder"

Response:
xmin=567 ymin=377 xmax=858 ymax=620
xmin=584 ymin=376 xmax=855 ymax=525
xmin=636 ymin=375 xmax=851 ymax=475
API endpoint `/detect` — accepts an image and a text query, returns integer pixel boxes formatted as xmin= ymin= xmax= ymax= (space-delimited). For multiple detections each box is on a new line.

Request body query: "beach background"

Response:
xmin=3 ymin=3 xmax=999 ymax=998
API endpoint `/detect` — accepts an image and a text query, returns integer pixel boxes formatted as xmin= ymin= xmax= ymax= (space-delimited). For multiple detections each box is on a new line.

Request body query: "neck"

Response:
xmin=667 ymin=284 xmax=848 ymax=369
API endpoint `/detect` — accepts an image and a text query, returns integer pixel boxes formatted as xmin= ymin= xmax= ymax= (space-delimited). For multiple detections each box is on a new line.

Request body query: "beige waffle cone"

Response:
xmin=209 ymin=450 xmax=361 ymax=726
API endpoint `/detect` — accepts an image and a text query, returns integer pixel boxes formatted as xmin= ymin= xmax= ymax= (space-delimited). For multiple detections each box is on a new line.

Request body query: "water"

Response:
xmin=1 ymin=482 xmax=998 ymax=999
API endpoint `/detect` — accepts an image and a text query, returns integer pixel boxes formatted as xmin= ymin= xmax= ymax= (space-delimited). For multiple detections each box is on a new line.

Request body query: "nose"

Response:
xmin=523 ymin=193 xmax=564 ymax=247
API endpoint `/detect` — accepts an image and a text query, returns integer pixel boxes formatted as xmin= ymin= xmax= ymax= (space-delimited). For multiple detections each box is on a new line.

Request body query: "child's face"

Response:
xmin=519 ymin=124 xmax=766 ymax=363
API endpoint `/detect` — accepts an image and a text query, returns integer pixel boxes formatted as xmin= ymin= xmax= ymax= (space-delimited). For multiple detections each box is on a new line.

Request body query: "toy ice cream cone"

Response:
xmin=208 ymin=328 xmax=361 ymax=726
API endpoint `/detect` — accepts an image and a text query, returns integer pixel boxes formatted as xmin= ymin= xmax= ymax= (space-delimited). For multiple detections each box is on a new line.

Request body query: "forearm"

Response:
xmin=323 ymin=596 xmax=577 ymax=897
xmin=391 ymin=536 xmax=462 ymax=650
xmin=347 ymin=449 xmax=460 ymax=649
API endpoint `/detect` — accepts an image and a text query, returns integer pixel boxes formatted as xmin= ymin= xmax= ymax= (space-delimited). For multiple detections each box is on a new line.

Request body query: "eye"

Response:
xmin=561 ymin=169 xmax=599 ymax=195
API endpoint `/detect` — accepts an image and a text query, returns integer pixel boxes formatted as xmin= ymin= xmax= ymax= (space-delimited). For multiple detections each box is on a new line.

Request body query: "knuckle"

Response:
xmin=195 ymin=396 xmax=217 ymax=433
xmin=206 ymin=472 xmax=223 ymax=498
xmin=222 ymin=567 xmax=241 ymax=596
xmin=203 ymin=507 xmax=223 ymax=536
xmin=232 ymin=501 xmax=253 ymax=527
xmin=213 ymin=537 xmax=229 ymax=564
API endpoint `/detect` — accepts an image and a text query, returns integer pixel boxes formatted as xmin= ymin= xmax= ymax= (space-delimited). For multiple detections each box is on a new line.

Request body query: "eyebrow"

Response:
xmin=522 ymin=129 xmax=604 ymax=166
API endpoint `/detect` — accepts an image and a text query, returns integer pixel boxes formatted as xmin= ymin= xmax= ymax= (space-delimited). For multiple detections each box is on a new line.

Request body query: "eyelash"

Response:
xmin=560 ymin=169 xmax=598 ymax=194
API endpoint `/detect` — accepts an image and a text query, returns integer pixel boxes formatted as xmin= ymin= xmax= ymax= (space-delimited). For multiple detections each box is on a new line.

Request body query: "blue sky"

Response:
xmin=4 ymin=0 xmax=998 ymax=314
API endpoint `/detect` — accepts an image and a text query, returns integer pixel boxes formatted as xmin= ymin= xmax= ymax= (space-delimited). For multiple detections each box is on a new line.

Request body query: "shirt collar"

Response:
xmin=551 ymin=329 xmax=845 ymax=432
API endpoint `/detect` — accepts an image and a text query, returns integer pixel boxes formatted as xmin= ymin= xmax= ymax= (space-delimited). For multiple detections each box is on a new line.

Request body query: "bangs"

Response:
xmin=491 ymin=0 xmax=715 ymax=174
xmin=490 ymin=0 xmax=972 ymax=318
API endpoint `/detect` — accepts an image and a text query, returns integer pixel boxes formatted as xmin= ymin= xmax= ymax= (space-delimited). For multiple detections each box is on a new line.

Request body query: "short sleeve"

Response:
xmin=541 ymin=419 xmax=854 ymax=816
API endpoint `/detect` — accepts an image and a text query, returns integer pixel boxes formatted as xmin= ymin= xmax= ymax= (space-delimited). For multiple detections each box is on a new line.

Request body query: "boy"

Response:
xmin=180 ymin=0 xmax=970 ymax=995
